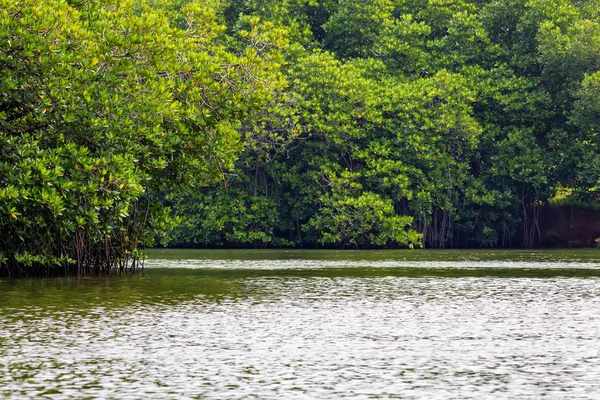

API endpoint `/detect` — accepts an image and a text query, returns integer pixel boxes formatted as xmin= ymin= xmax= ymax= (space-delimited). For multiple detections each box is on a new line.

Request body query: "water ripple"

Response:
xmin=2 ymin=252 xmax=600 ymax=398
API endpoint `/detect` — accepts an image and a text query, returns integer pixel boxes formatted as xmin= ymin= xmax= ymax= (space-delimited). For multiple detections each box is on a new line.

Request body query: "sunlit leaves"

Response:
xmin=0 ymin=0 xmax=284 ymax=273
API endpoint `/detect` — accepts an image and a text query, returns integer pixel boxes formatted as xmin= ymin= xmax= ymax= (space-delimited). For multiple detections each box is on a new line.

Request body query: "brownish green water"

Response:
xmin=1 ymin=249 xmax=600 ymax=398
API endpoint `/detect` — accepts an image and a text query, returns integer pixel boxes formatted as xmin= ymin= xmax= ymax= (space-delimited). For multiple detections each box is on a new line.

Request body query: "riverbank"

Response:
xmin=537 ymin=206 xmax=600 ymax=247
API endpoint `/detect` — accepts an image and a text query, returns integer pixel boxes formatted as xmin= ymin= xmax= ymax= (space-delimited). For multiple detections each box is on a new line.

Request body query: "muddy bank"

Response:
xmin=536 ymin=206 xmax=600 ymax=247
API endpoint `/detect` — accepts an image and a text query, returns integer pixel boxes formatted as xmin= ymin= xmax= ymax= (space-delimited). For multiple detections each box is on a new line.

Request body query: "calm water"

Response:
xmin=2 ymin=249 xmax=600 ymax=399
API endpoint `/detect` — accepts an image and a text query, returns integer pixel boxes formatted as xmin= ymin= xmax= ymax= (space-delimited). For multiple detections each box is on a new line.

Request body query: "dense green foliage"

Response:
xmin=2 ymin=0 xmax=600 ymax=275
xmin=0 ymin=0 xmax=284 ymax=275
xmin=168 ymin=0 xmax=600 ymax=249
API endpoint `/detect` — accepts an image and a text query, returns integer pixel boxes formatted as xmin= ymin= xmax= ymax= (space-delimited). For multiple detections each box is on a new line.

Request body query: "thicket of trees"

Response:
xmin=2 ymin=0 xmax=600 ymax=276
xmin=0 ymin=0 xmax=284 ymax=275
xmin=169 ymin=0 xmax=600 ymax=249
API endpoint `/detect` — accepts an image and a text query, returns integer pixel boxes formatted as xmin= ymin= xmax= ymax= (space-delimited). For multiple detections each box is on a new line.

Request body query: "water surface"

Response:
xmin=1 ymin=249 xmax=600 ymax=398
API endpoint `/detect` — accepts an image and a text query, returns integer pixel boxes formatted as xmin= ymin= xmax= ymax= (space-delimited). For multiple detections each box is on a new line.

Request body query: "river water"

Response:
xmin=1 ymin=249 xmax=600 ymax=399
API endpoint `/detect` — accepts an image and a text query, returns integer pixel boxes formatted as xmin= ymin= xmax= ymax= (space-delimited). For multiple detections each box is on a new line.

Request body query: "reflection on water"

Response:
xmin=1 ymin=250 xmax=600 ymax=398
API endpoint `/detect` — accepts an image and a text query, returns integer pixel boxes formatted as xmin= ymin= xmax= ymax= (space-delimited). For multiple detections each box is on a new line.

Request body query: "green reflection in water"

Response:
xmin=1 ymin=249 xmax=600 ymax=399
xmin=0 ymin=272 xmax=244 ymax=311
xmin=1 ymin=249 xmax=597 ymax=311
xmin=146 ymin=248 xmax=600 ymax=263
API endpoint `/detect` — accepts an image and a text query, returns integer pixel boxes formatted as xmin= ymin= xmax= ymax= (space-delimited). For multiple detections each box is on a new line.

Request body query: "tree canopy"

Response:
xmin=2 ymin=0 xmax=600 ymax=275
xmin=167 ymin=0 xmax=600 ymax=250
xmin=0 ymin=0 xmax=284 ymax=275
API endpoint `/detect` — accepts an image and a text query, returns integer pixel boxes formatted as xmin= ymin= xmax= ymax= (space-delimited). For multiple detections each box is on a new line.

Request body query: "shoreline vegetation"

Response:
xmin=164 ymin=204 xmax=600 ymax=250
xmin=1 ymin=0 xmax=600 ymax=277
